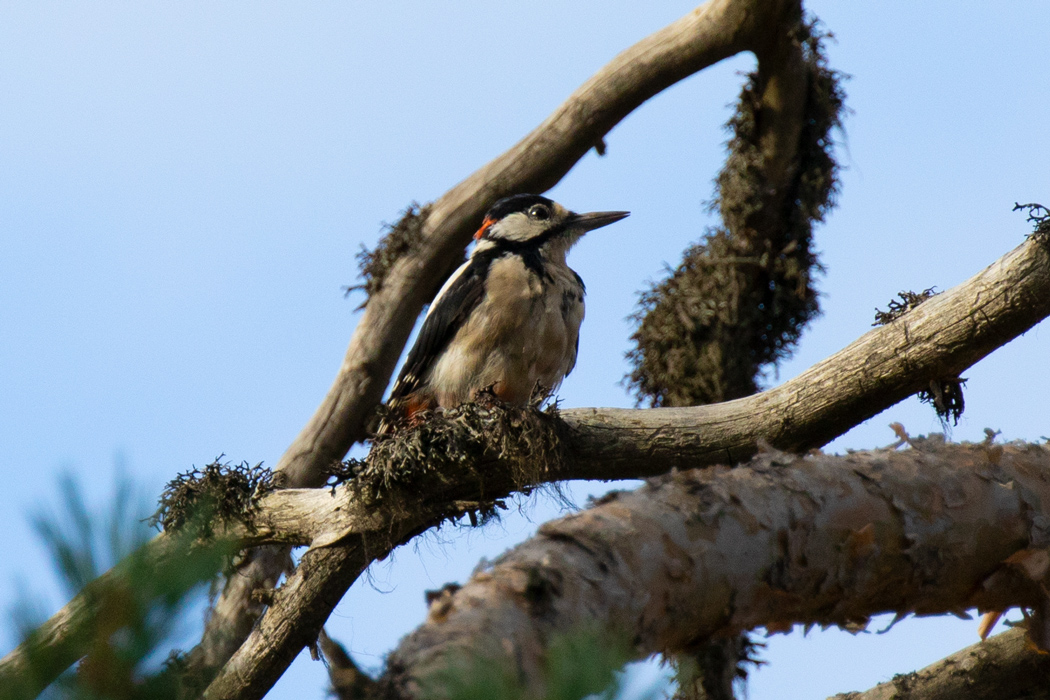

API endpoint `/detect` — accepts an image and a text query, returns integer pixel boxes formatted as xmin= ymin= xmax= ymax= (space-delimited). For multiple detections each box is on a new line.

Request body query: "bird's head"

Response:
xmin=473 ymin=194 xmax=629 ymax=257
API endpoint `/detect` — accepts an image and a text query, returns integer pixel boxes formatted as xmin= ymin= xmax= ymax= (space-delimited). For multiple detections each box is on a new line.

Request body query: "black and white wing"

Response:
xmin=387 ymin=255 xmax=491 ymax=406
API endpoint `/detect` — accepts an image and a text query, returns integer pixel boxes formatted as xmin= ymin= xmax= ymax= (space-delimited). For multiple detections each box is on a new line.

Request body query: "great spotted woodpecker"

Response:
xmin=381 ymin=194 xmax=628 ymax=431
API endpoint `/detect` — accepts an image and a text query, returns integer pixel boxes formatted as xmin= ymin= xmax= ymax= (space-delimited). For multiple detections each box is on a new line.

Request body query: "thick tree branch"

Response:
xmin=576 ymin=234 xmax=1050 ymax=475
xmin=378 ymin=440 xmax=1050 ymax=698
xmin=829 ymin=626 xmax=1050 ymax=700
xmin=198 ymin=234 xmax=1050 ymax=700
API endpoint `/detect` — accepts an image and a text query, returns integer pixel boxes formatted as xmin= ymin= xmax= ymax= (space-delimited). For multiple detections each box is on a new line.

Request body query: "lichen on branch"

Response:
xmin=150 ymin=458 xmax=274 ymax=539
xmin=627 ymin=19 xmax=847 ymax=407
xmin=337 ymin=399 xmax=568 ymax=532
xmin=347 ymin=203 xmax=434 ymax=306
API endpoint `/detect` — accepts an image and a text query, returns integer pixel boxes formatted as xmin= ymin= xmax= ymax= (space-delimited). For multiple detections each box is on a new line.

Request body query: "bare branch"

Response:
xmin=378 ymin=440 xmax=1050 ymax=698
xmin=828 ymin=626 xmax=1050 ymax=700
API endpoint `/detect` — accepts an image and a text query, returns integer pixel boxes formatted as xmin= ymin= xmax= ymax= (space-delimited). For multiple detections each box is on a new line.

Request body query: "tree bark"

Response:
xmin=378 ymin=440 xmax=1050 ymax=699
xmin=829 ymin=626 xmax=1050 ymax=700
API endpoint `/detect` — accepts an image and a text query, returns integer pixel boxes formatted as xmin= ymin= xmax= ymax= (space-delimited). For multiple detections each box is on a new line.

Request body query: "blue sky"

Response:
xmin=2 ymin=2 xmax=1049 ymax=697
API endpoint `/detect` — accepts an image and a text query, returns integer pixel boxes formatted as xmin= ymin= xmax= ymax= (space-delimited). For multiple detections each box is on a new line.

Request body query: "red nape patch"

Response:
xmin=474 ymin=216 xmax=496 ymax=240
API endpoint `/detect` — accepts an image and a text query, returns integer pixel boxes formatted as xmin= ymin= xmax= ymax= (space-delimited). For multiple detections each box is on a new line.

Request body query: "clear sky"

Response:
xmin=2 ymin=1 xmax=1049 ymax=698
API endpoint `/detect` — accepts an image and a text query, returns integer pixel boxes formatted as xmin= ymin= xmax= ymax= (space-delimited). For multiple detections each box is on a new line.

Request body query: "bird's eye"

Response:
xmin=529 ymin=204 xmax=551 ymax=220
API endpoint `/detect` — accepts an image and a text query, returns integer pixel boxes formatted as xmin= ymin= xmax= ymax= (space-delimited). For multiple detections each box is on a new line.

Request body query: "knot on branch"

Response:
xmin=626 ymin=17 xmax=847 ymax=407
xmin=347 ymin=203 xmax=436 ymax=306
xmin=340 ymin=402 xmax=569 ymax=524
xmin=150 ymin=458 xmax=275 ymax=538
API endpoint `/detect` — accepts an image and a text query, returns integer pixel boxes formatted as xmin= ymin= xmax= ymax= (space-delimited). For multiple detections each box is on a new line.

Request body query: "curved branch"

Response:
xmin=254 ymin=232 xmax=1050 ymax=546
xmin=379 ymin=440 xmax=1050 ymax=698
xmin=565 ymin=234 xmax=1050 ymax=477
xmin=276 ymin=0 xmax=778 ymax=489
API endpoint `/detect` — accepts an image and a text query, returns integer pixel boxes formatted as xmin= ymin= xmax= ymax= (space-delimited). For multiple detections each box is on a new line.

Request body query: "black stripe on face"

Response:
xmin=485 ymin=218 xmax=572 ymax=253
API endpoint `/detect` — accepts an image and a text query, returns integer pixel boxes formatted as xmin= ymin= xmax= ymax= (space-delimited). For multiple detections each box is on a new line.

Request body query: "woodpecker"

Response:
xmin=381 ymin=194 xmax=629 ymax=431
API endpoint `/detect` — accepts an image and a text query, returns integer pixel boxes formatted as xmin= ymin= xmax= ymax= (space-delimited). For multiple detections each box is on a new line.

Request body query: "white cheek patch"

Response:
xmin=490 ymin=213 xmax=542 ymax=243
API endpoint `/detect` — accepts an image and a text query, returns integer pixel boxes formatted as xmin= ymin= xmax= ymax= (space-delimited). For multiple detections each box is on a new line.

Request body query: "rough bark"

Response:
xmin=4 ymin=229 xmax=1048 ymax=699
xmin=188 ymin=0 xmax=795 ymax=682
xmin=829 ymin=626 xmax=1050 ymax=700
xmin=378 ymin=440 xmax=1050 ymax=699
xmin=627 ymin=13 xmax=841 ymax=409
xmin=631 ymin=13 xmax=831 ymax=690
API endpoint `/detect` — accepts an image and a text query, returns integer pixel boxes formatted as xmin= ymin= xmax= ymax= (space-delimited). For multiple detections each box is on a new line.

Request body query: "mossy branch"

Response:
xmin=196 ymin=230 xmax=1050 ymax=700
xmin=191 ymin=0 xmax=806 ymax=684
xmin=627 ymin=14 xmax=847 ymax=407
xmin=6 ymin=226 xmax=1049 ymax=699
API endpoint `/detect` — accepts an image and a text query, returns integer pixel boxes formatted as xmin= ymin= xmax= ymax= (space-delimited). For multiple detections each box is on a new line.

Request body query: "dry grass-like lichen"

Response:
xmin=347 ymin=203 xmax=433 ymax=306
xmin=1015 ymin=202 xmax=1050 ymax=245
xmin=872 ymin=288 xmax=940 ymax=326
xmin=335 ymin=401 xmax=568 ymax=530
xmin=872 ymin=289 xmax=967 ymax=427
xmin=150 ymin=458 xmax=275 ymax=538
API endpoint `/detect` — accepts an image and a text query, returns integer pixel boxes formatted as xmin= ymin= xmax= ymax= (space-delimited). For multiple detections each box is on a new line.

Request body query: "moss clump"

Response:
xmin=872 ymin=288 xmax=939 ymax=326
xmin=347 ymin=203 xmax=432 ymax=306
xmin=150 ymin=458 xmax=274 ymax=538
xmin=337 ymin=401 xmax=568 ymax=530
xmin=626 ymin=19 xmax=846 ymax=408
xmin=919 ymin=378 xmax=967 ymax=428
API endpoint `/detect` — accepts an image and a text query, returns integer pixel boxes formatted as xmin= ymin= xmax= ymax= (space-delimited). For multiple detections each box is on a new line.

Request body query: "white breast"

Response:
xmin=427 ymin=254 xmax=584 ymax=407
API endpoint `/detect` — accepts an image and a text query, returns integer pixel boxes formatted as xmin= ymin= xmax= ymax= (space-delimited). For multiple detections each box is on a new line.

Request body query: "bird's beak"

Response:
xmin=570 ymin=210 xmax=630 ymax=233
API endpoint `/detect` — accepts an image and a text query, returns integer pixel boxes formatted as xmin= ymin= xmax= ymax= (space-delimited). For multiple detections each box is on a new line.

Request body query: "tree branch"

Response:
xmin=275 ymin=0 xmax=778 ymax=490
xmin=828 ymin=626 xmax=1050 ymax=700
xmin=378 ymin=439 xmax=1050 ymax=698
xmin=4 ymin=230 xmax=1048 ymax=698
xmin=198 ymin=233 xmax=1050 ymax=700
xmin=4 ymin=228 xmax=1045 ymax=696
